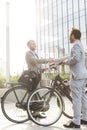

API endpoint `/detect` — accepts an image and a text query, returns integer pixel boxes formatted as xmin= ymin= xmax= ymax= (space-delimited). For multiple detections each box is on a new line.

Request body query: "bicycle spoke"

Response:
xmin=13 ymin=88 xmax=20 ymax=102
xmin=1 ymin=85 xmax=29 ymax=123
xmin=27 ymin=87 xmax=63 ymax=126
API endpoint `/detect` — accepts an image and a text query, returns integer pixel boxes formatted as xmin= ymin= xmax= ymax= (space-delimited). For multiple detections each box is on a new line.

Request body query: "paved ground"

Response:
xmin=0 ymin=88 xmax=87 ymax=130
xmin=0 ymin=104 xmax=87 ymax=130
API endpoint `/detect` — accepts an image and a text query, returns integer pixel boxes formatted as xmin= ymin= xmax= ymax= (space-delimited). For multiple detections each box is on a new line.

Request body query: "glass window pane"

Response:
xmin=74 ymin=18 xmax=79 ymax=28
xmin=79 ymin=0 xmax=85 ymax=10
xmin=80 ymin=16 xmax=86 ymax=33
xmin=73 ymin=0 xmax=78 ymax=13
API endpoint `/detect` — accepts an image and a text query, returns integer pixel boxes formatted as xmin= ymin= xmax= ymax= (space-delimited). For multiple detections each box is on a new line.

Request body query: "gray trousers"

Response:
xmin=70 ymin=78 xmax=87 ymax=125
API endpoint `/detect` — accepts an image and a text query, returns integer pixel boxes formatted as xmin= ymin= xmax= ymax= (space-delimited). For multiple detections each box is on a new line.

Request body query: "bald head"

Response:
xmin=27 ymin=40 xmax=36 ymax=51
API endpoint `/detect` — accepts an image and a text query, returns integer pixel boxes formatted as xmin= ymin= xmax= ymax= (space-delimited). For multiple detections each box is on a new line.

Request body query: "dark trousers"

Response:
xmin=32 ymin=73 xmax=41 ymax=90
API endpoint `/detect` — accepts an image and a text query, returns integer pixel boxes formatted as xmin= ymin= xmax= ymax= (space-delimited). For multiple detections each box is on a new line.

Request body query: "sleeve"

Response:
xmin=55 ymin=56 xmax=69 ymax=65
xmin=25 ymin=52 xmax=48 ymax=66
xmin=64 ymin=44 xmax=82 ymax=65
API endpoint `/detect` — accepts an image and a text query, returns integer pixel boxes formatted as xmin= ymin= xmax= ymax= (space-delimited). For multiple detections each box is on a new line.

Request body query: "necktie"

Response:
xmin=34 ymin=53 xmax=41 ymax=73
xmin=34 ymin=53 xmax=38 ymax=58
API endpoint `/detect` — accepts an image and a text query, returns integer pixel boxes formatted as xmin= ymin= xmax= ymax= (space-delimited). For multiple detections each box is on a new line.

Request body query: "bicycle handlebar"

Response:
xmin=49 ymin=57 xmax=68 ymax=70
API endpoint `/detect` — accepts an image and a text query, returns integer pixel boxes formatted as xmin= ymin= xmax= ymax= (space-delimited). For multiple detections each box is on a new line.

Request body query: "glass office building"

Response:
xmin=36 ymin=0 xmax=87 ymax=60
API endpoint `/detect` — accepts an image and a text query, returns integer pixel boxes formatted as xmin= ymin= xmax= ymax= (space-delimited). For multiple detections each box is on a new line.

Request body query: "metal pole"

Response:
xmin=6 ymin=2 xmax=10 ymax=82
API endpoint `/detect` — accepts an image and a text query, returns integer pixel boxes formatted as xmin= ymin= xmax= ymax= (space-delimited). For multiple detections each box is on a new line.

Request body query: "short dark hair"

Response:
xmin=71 ymin=29 xmax=81 ymax=40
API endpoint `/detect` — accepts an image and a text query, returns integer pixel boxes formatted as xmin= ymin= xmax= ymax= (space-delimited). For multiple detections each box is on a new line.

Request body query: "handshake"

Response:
xmin=48 ymin=57 xmax=68 ymax=65
xmin=48 ymin=58 xmax=55 ymax=63
xmin=42 ymin=57 xmax=68 ymax=72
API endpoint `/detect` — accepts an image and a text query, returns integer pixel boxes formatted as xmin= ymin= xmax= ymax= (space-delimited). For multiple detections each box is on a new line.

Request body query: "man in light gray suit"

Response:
xmin=62 ymin=28 xmax=87 ymax=128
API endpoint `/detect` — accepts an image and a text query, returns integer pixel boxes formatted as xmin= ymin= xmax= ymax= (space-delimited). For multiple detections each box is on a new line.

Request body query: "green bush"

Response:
xmin=10 ymin=75 xmax=20 ymax=82
xmin=0 ymin=75 xmax=6 ymax=88
xmin=60 ymin=73 xmax=70 ymax=80
xmin=0 ymin=74 xmax=20 ymax=88
xmin=43 ymin=72 xmax=70 ymax=80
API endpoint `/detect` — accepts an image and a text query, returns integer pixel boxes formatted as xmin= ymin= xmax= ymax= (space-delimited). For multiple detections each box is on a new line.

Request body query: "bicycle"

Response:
xmin=1 ymin=63 xmax=73 ymax=126
xmin=27 ymin=63 xmax=73 ymax=126
xmin=1 ymin=71 xmax=39 ymax=123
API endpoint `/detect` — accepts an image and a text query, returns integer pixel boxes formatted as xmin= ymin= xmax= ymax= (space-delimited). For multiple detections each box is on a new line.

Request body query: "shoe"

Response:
xmin=33 ymin=112 xmax=47 ymax=118
xmin=63 ymin=121 xmax=80 ymax=128
xmin=81 ymin=119 xmax=87 ymax=125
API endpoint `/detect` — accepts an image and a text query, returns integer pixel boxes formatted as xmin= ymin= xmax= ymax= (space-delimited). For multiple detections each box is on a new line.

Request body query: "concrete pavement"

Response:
xmin=0 ymin=88 xmax=87 ymax=130
xmin=0 ymin=104 xmax=87 ymax=130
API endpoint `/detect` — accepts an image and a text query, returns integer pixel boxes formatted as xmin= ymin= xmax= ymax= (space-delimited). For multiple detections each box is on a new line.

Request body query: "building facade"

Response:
xmin=36 ymin=0 xmax=87 ymax=61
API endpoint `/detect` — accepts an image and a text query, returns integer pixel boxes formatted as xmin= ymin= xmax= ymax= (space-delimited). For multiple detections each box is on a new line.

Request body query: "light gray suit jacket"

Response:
xmin=64 ymin=40 xmax=87 ymax=80
xmin=25 ymin=50 xmax=48 ymax=73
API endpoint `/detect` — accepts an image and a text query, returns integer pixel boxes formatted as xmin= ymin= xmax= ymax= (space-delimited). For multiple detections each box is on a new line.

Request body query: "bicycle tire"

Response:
xmin=1 ymin=84 xmax=30 ymax=123
xmin=27 ymin=87 xmax=63 ymax=126
xmin=61 ymin=93 xmax=73 ymax=119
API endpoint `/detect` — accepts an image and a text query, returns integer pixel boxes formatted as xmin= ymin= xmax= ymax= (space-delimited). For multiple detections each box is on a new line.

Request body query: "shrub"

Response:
xmin=42 ymin=72 xmax=70 ymax=80
xmin=0 ymin=74 xmax=20 ymax=88
xmin=10 ymin=75 xmax=20 ymax=82
xmin=60 ymin=73 xmax=70 ymax=80
xmin=0 ymin=75 xmax=6 ymax=88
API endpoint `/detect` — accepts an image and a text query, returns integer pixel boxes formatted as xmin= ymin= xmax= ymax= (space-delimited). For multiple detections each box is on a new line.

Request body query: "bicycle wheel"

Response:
xmin=1 ymin=84 xmax=30 ymax=123
xmin=56 ymin=83 xmax=73 ymax=119
xmin=27 ymin=87 xmax=63 ymax=126
xmin=62 ymin=94 xmax=73 ymax=119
